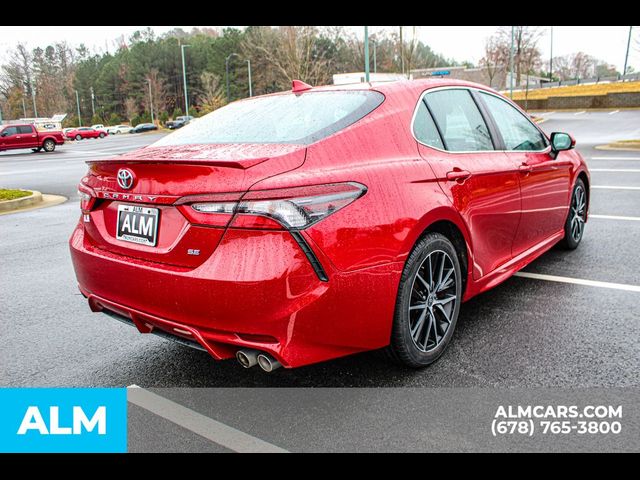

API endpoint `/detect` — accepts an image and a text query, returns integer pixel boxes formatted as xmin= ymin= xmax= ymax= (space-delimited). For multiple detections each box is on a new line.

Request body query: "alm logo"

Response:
xmin=17 ymin=405 xmax=106 ymax=435
xmin=0 ymin=388 xmax=127 ymax=453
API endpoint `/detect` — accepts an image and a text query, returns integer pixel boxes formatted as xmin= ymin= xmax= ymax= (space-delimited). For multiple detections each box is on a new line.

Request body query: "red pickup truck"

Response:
xmin=0 ymin=124 xmax=65 ymax=153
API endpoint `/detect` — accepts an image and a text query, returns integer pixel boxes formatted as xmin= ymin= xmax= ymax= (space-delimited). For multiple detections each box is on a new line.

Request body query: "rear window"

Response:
xmin=153 ymin=90 xmax=384 ymax=146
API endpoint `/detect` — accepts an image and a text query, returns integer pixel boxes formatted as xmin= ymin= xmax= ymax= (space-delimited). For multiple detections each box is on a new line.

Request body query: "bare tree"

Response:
xmin=144 ymin=68 xmax=167 ymax=116
xmin=479 ymin=37 xmax=504 ymax=88
xmin=496 ymin=26 xmax=542 ymax=86
xmin=124 ymin=97 xmax=137 ymax=123
xmin=198 ymin=71 xmax=225 ymax=114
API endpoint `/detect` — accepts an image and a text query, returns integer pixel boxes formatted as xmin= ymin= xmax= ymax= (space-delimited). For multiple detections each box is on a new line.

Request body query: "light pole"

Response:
xmin=509 ymin=26 xmax=515 ymax=98
xmin=373 ymin=39 xmax=377 ymax=74
xmin=75 ymin=89 xmax=82 ymax=127
xmin=147 ymin=78 xmax=155 ymax=124
xmin=90 ymin=86 xmax=95 ymax=118
xmin=31 ymin=81 xmax=38 ymax=118
xmin=225 ymin=53 xmax=239 ymax=102
xmin=21 ymin=96 xmax=27 ymax=119
xmin=549 ymin=26 xmax=553 ymax=81
xmin=181 ymin=44 xmax=191 ymax=116
xmin=623 ymin=26 xmax=632 ymax=80
xmin=364 ymin=26 xmax=370 ymax=82
xmin=399 ymin=26 xmax=404 ymax=76
xmin=247 ymin=59 xmax=252 ymax=97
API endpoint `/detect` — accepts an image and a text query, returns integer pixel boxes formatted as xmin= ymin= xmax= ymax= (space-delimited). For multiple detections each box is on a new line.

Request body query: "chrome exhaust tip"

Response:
xmin=236 ymin=349 xmax=259 ymax=368
xmin=257 ymin=353 xmax=282 ymax=372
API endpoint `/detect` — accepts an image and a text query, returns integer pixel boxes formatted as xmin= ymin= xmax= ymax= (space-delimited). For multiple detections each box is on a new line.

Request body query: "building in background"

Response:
xmin=333 ymin=73 xmax=407 ymax=85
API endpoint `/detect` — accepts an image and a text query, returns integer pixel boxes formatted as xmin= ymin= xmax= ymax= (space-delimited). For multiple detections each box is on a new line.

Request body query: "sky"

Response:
xmin=0 ymin=25 xmax=637 ymax=73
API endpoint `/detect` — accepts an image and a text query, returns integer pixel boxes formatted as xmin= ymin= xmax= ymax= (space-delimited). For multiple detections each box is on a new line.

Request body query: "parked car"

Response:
xmin=70 ymin=79 xmax=590 ymax=372
xmin=66 ymin=127 xmax=107 ymax=141
xmin=130 ymin=123 xmax=158 ymax=133
xmin=0 ymin=123 xmax=65 ymax=153
xmin=106 ymin=125 xmax=133 ymax=135
xmin=91 ymin=124 xmax=107 ymax=131
xmin=166 ymin=115 xmax=194 ymax=129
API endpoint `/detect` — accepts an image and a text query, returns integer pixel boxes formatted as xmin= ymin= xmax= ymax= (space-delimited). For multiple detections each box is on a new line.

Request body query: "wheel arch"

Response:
xmin=577 ymin=170 xmax=590 ymax=217
xmin=405 ymin=208 xmax=473 ymax=296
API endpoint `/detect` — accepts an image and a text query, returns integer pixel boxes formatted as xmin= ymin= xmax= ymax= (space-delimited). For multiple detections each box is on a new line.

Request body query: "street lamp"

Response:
xmin=226 ymin=54 xmax=253 ymax=102
xmin=181 ymin=44 xmax=191 ymax=116
xmin=147 ymin=78 xmax=155 ymax=125
xmin=225 ymin=53 xmax=239 ymax=102
xmin=364 ymin=26 xmax=370 ymax=82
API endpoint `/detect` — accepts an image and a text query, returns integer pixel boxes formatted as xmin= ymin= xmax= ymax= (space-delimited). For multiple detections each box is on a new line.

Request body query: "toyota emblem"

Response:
xmin=117 ymin=168 xmax=135 ymax=190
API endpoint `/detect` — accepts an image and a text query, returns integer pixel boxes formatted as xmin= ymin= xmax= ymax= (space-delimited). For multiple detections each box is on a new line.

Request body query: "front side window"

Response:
xmin=479 ymin=92 xmax=548 ymax=151
xmin=2 ymin=127 xmax=19 ymax=136
xmin=424 ymin=89 xmax=494 ymax=152
xmin=153 ymin=90 xmax=384 ymax=146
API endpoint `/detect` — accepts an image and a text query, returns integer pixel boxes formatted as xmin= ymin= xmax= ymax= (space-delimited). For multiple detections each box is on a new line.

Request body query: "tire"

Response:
xmin=31 ymin=147 xmax=42 ymax=153
xmin=75 ymin=134 xmax=82 ymax=141
xmin=42 ymin=139 xmax=55 ymax=152
xmin=386 ymin=232 xmax=463 ymax=368
xmin=559 ymin=178 xmax=587 ymax=250
xmin=99 ymin=133 xmax=105 ymax=138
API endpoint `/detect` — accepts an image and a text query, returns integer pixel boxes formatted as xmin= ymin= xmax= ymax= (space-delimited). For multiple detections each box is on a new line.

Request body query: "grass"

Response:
xmin=507 ymin=80 xmax=640 ymax=101
xmin=0 ymin=189 xmax=31 ymax=201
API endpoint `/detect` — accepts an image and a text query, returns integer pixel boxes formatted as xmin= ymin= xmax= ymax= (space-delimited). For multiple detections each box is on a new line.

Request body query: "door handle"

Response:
xmin=519 ymin=164 xmax=533 ymax=174
xmin=446 ymin=169 xmax=471 ymax=182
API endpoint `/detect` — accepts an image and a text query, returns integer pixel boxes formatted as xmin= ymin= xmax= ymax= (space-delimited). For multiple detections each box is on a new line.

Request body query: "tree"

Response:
xmin=198 ymin=71 xmax=225 ymax=114
xmin=479 ymin=37 xmax=504 ymax=88
xmin=493 ymin=26 xmax=542 ymax=86
xmin=124 ymin=97 xmax=137 ymax=123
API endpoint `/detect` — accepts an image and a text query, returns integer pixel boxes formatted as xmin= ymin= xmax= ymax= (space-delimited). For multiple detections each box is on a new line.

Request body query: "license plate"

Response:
xmin=116 ymin=204 xmax=159 ymax=247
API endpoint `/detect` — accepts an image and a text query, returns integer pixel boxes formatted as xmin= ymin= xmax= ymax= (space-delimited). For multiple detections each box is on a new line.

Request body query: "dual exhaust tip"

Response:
xmin=236 ymin=349 xmax=282 ymax=372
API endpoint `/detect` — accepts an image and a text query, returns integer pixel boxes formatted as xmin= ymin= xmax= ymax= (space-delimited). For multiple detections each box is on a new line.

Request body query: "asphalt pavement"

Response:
xmin=1 ymin=113 xmax=639 ymax=390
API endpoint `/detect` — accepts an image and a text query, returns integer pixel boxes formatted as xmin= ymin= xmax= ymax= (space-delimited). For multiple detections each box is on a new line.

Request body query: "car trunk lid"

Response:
xmin=81 ymin=143 xmax=306 ymax=268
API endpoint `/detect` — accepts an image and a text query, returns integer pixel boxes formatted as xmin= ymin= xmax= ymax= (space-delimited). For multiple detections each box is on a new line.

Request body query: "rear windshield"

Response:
xmin=153 ymin=90 xmax=384 ymax=146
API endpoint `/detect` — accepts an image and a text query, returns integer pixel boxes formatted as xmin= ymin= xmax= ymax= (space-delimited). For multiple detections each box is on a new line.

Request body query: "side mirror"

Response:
xmin=550 ymin=132 xmax=575 ymax=158
xmin=0 ymin=131 xmax=8 ymax=137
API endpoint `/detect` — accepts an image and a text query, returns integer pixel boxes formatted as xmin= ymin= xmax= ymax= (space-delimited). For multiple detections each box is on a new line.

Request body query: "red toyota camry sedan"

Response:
xmin=70 ymin=79 xmax=590 ymax=372
xmin=66 ymin=127 xmax=107 ymax=141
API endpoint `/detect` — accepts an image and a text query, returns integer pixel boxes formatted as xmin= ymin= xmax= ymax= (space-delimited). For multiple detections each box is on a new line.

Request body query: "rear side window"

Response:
xmin=153 ymin=91 xmax=384 ymax=146
xmin=479 ymin=92 xmax=548 ymax=151
xmin=424 ymin=89 xmax=494 ymax=152
xmin=413 ymin=100 xmax=444 ymax=150
xmin=17 ymin=126 xmax=34 ymax=134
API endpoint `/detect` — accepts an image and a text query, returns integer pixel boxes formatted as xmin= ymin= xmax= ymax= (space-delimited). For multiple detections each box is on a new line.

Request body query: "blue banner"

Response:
xmin=0 ymin=388 xmax=127 ymax=453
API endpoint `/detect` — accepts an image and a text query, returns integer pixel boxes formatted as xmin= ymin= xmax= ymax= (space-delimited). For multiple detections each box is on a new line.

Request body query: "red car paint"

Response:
xmin=0 ymin=124 xmax=65 ymax=152
xmin=66 ymin=127 xmax=107 ymax=140
xmin=69 ymin=79 xmax=590 ymax=369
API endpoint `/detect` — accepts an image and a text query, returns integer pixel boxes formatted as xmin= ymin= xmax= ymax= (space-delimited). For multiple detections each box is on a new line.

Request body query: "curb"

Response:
xmin=595 ymin=144 xmax=640 ymax=152
xmin=0 ymin=190 xmax=42 ymax=213
xmin=0 ymin=192 xmax=67 ymax=215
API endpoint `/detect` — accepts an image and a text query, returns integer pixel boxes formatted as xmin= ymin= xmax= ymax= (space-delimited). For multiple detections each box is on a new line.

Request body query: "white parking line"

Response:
xmin=574 ymin=111 xmax=586 ymax=116
xmin=514 ymin=272 xmax=640 ymax=293
xmin=608 ymin=110 xmax=620 ymax=115
xmin=590 ymin=214 xmax=640 ymax=221
xmin=0 ymin=165 xmax=84 ymax=176
xmin=591 ymin=185 xmax=640 ymax=190
xmin=590 ymin=168 xmax=640 ymax=172
xmin=590 ymin=156 xmax=640 ymax=161
xmin=127 ymin=386 xmax=289 ymax=453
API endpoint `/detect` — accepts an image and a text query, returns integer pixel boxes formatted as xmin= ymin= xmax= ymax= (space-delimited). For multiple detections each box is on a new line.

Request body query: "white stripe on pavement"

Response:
xmin=590 ymin=156 xmax=640 ymax=161
xmin=590 ymin=214 xmax=640 ymax=221
xmin=514 ymin=272 xmax=640 ymax=293
xmin=590 ymin=168 xmax=640 ymax=172
xmin=0 ymin=165 xmax=85 ymax=176
xmin=574 ymin=111 xmax=586 ymax=115
xmin=591 ymin=185 xmax=640 ymax=190
xmin=127 ymin=386 xmax=289 ymax=453
xmin=608 ymin=110 xmax=620 ymax=115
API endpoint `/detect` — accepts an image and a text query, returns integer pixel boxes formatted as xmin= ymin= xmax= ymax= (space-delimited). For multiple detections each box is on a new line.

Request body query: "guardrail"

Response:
xmin=538 ymin=73 xmax=640 ymax=90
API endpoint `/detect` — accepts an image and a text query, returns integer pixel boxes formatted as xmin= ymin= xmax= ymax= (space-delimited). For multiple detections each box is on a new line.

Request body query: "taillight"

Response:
xmin=185 ymin=182 xmax=366 ymax=230
xmin=77 ymin=183 xmax=96 ymax=212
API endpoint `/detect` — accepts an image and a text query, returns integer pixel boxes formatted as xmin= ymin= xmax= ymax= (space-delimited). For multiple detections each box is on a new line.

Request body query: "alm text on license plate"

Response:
xmin=116 ymin=204 xmax=159 ymax=247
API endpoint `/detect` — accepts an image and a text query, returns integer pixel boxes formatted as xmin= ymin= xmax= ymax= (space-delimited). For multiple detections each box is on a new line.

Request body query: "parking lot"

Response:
xmin=1 ymin=111 xmax=639 ymax=389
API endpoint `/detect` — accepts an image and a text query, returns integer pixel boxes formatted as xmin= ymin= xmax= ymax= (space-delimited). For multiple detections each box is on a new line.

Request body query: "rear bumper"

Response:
xmin=69 ymin=221 xmax=401 ymax=368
